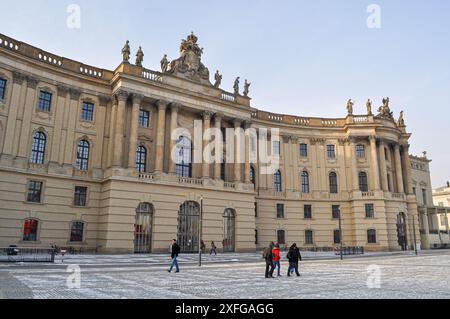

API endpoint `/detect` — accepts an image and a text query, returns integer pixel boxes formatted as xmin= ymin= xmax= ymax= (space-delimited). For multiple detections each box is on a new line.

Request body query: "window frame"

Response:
xmin=0 ymin=78 xmax=7 ymax=100
xmin=75 ymin=139 xmax=90 ymax=171
xmin=274 ymin=170 xmax=282 ymax=193
xmin=272 ymin=140 xmax=281 ymax=156
xmin=139 ymin=110 xmax=150 ymax=128
xmin=175 ymin=136 xmax=192 ymax=178
xmin=277 ymin=230 xmax=286 ymax=245
xmin=301 ymin=170 xmax=310 ymax=193
xmin=304 ymin=205 xmax=312 ymax=219
xmin=327 ymin=144 xmax=336 ymax=159
xmin=333 ymin=229 xmax=341 ymax=244
xmin=332 ymin=205 xmax=340 ymax=219
xmin=70 ymin=221 xmax=85 ymax=243
xmin=37 ymin=90 xmax=52 ymax=113
xmin=136 ymin=145 xmax=147 ymax=173
xmin=31 ymin=131 xmax=47 ymax=165
xmin=365 ymin=204 xmax=375 ymax=218
xmin=359 ymin=171 xmax=369 ymax=192
xmin=80 ymin=101 xmax=95 ymax=122
xmin=356 ymin=144 xmax=366 ymax=158
xmin=305 ymin=229 xmax=314 ymax=245
xmin=367 ymin=229 xmax=377 ymax=244
xmin=276 ymin=203 xmax=285 ymax=219
xmin=329 ymin=171 xmax=338 ymax=194
xmin=26 ymin=180 xmax=43 ymax=203
xmin=299 ymin=143 xmax=308 ymax=157
xmin=74 ymin=186 xmax=88 ymax=207
xmin=23 ymin=219 xmax=39 ymax=242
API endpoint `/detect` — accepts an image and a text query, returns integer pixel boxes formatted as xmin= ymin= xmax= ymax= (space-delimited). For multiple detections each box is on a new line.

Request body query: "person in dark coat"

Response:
xmin=287 ymin=243 xmax=302 ymax=277
xmin=168 ymin=239 xmax=181 ymax=273
xmin=263 ymin=242 xmax=275 ymax=278
xmin=210 ymin=241 xmax=217 ymax=256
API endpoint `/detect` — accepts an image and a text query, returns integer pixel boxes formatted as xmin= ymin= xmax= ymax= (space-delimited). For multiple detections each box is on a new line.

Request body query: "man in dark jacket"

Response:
xmin=287 ymin=243 xmax=302 ymax=277
xmin=263 ymin=242 xmax=275 ymax=278
xmin=168 ymin=239 xmax=181 ymax=273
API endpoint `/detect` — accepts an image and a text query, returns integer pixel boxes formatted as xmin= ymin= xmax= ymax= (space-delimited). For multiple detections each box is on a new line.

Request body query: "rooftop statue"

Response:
xmin=397 ymin=110 xmax=405 ymax=126
xmin=377 ymin=97 xmax=394 ymax=119
xmin=214 ymin=70 xmax=222 ymax=88
xmin=346 ymin=99 xmax=354 ymax=115
xmin=234 ymin=77 xmax=240 ymax=96
xmin=122 ymin=40 xmax=130 ymax=63
xmin=161 ymin=54 xmax=169 ymax=73
xmin=243 ymin=80 xmax=251 ymax=97
xmin=366 ymin=99 xmax=373 ymax=115
xmin=167 ymin=32 xmax=212 ymax=85
xmin=135 ymin=46 xmax=144 ymax=67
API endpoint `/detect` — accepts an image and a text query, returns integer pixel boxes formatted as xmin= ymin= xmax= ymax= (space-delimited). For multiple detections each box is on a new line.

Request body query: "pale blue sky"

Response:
xmin=1 ymin=0 xmax=449 ymax=187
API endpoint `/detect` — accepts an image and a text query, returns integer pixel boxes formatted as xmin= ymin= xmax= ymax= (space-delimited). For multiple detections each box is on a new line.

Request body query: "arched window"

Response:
xmin=23 ymin=219 xmax=39 ymax=242
xmin=75 ymin=140 xmax=90 ymax=171
xmin=301 ymin=170 xmax=310 ymax=193
xmin=274 ymin=170 xmax=282 ymax=192
xmin=329 ymin=172 xmax=338 ymax=194
xmin=359 ymin=171 xmax=369 ymax=192
xmin=31 ymin=131 xmax=46 ymax=164
xmin=367 ymin=229 xmax=377 ymax=244
xmin=70 ymin=221 xmax=85 ymax=242
xmin=136 ymin=145 xmax=147 ymax=173
xmin=250 ymin=166 xmax=256 ymax=185
xmin=176 ymin=136 xmax=192 ymax=178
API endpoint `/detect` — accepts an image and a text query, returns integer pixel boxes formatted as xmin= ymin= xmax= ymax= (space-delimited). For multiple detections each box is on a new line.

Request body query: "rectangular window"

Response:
xmin=422 ymin=189 xmax=427 ymax=205
xmin=276 ymin=204 xmax=285 ymax=219
xmin=254 ymin=202 xmax=258 ymax=218
xmin=299 ymin=143 xmax=308 ymax=157
xmin=356 ymin=145 xmax=365 ymax=158
xmin=332 ymin=205 xmax=340 ymax=219
xmin=74 ymin=186 xmax=88 ymax=207
xmin=81 ymin=102 xmax=94 ymax=121
xmin=304 ymin=205 xmax=312 ymax=219
xmin=37 ymin=91 xmax=52 ymax=112
xmin=365 ymin=204 xmax=375 ymax=218
xmin=26 ymin=181 xmax=43 ymax=203
xmin=305 ymin=230 xmax=314 ymax=245
xmin=139 ymin=110 xmax=150 ymax=127
xmin=255 ymin=229 xmax=258 ymax=245
xmin=23 ymin=219 xmax=39 ymax=242
xmin=0 ymin=78 xmax=7 ymax=100
xmin=334 ymin=230 xmax=341 ymax=244
xmin=277 ymin=230 xmax=286 ymax=245
xmin=70 ymin=222 xmax=84 ymax=242
xmin=327 ymin=145 xmax=336 ymax=159
xmin=273 ymin=141 xmax=280 ymax=156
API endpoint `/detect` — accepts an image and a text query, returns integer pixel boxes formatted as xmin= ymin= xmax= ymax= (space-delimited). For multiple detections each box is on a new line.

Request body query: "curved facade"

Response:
xmin=0 ymin=33 xmax=420 ymax=253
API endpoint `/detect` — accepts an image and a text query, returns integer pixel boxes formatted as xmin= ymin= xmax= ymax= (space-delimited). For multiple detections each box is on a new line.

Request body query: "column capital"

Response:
xmin=156 ymin=99 xmax=169 ymax=110
xmin=26 ymin=76 xmax=39 ymax=89
xmin=99 ymin=95 xmax=111 ymax=106
xmin=170 ymin=102 xmax=181 ymax=112
xmin=369 ymin=135 xmax=377 ymax=143
xmin=116 ymin=90 xmax=129 ymax=102
xmin=12 ymin=71 xmax=26 ymax=85
xmin=57 ymin=85 xmax=69 ymax=97
xmin=202 ymin=110 xmax=213 ymax=121
xmin=233 ymin=119 xmax=242 ymax=127
xmin=243 ymin=120 xmax=253 ymax=129
xmin=214 ymin=112 xmax=224 ymax=122
xmin=69 ymin=88 xmax=82 ymax=100
xmin=132 ymin=93 xmax=144 ymax=105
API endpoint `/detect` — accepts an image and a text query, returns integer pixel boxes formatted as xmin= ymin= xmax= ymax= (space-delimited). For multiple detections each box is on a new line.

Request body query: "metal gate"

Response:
xmin=178 ymin=201 xmax=200 ymax=253
xmin=134 ymin=203 xmax=153 ymax=254
xmin=397 ymin=212 xmax=407 ymax=251
xmin=223 ymin=209 xmax=236 ymax=253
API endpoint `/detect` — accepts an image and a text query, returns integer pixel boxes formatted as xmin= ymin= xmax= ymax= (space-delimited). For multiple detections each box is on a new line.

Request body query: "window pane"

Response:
xmin=23 ymin=219 xmax=39 ymax=241
xmin=139 ymin=110 xmax=150 ymax=127
xmin=276 ymin=204 xmax=284 ymax=219
xmin=38 ymin=91 xmax=52 ymax=112
xmin=365 ymin=204 xmax=375 ymax=218
xmin=176 ymin=136 xmax=192 ymax=177
xmin=327 ymin=145 xmax=336 ymax=159
xmin=273 ymin=141 xmax=280 ymax=156
xmin=81 ymin=102 xmax=94 ymax=121
xmin=75 ymin=140 xmax=90 ymax=171
xmin=304 ymin=205 xmax=312 ymax=219
xmin=305 ymin=230 xmax=313 ymax=245
xmin=329 ymin=172 xmax=338 ymax=194
xmin=359 ymin=172 xmax=369 ymax=192
xmin=70 ymin=222 xmax=84 ymax=242
xmin=368 ymin=229 xmax=377 ymax=243
xmin=31 ymin=132 xmax=46 ymax=164
xmin=334 ymin=230 xmax=341 ymax=244
xmin=0 ymin=78 xmax=6 ymax=100
xmin=299 ymin=143 xmax=308 ymax=157
xmin=74 ymin=186 xmax=88 ymax=206
xmin=332 ymin=205 xmax=340 ymax=219
xmin=301 ymin=171 xmax=309 ymax=193
xmin=274 ymin=170 xmax=282 ymax=192
xmin=356 ymin=145 xmax=365 ymax=158
xmin=277 ymin=230 xmax=286 ymax=245
xmin=136 ymin=146 xmax=147 ymax=173
xmin=27 ymin=181 xmax=43 ymax=203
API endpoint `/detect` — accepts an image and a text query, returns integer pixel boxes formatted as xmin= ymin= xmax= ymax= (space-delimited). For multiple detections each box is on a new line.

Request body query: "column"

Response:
xmin=394 ymin=144 xmax=404 ymax=193
xmin=402 ymin=144 xmax=414 ymax=194
xmin=63 ymin=88 xmax=81 ymax=166
xmin=214 ymin=113 xmax=223 ymax=180
xmin=378 ymin=140 xmax=389 ymax=192
xmin=234 ymin=120 xmax=242 ymax=183
xmin=168 ymin=103 xmax=180 ymax=175
xmin=17 ymin=76 xmax=39 ymax=158
xmin=49 ymin=85 xmax=69 ymax=163
xmin=112 ymin=90 xmax=128 ymax=167
xmin=369 ymin=136 xmax=380 ymax=191
xmin=350 ymin=138 xmax=359 ymax=191
xmin=445 ymin=209 xmax=449 ymax=234
xmin=154 ymin=100 xmax=168 ymax=173
xmin=202 ymin=111 xmax=212 ymax=179
xmin=244 ymin=121 xmax=252 ymax=183
xmin=2 ymin=71 xmax=25 ymax=156
xmin=128 ymin=94 xmax=143 ymax=169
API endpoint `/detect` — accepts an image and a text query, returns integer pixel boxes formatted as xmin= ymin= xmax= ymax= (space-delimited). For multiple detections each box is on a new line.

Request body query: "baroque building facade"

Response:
xmin=0 ymin=33 xmax=421 ymax=253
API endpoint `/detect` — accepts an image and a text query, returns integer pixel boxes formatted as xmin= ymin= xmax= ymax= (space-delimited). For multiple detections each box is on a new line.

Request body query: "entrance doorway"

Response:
xmin=397 ymin=212 xmax=408 ymax=251
xmin=223 ymin=209 xmax=236 ymax=253
xmin=177 ymin=201 xmax=200 ymax=253
xmin=134 ymin=203 xmax=153 ymax=254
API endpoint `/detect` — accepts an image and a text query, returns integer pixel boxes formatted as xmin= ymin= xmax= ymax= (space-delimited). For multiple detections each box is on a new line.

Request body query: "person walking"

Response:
xmin=287 ymin=243 xmax=302 ymax=277
xmin=263 ymin=242 xmax=275 ymax=278
xmin=272 ymin=243 xmax=282 ymax=277
xmin=168 ymin=239 xmax=181 ymax=273
xmin=210 ymin=241 xmax=217 ymax=256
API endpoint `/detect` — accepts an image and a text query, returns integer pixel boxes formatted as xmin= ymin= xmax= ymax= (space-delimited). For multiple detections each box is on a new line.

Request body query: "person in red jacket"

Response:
xmin=272 ymin=243 xmax=282 ymax=277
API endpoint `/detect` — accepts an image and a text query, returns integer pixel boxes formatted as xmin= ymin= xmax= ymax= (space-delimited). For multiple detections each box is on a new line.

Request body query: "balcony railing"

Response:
xmin=220 ymin=91 xmax=236 ymax=103
xmin=178 ymin=177 xmax=204 ymax=186
xmin=142 ymin=68 xmax=162 ymax=82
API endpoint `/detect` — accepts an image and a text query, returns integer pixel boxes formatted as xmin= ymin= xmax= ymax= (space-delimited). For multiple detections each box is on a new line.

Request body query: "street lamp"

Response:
xmin=413 ymin=214 xmax=418 ymax=255
xmin=338 ymin=207 xmax=343 ymax=260
xmin=199 ymin=196 xmax=203 ymax=267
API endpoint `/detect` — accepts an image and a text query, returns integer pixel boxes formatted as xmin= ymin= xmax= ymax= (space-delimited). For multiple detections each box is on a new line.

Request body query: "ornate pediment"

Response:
xmin=165 ymin=33 xmax=212 ymax=86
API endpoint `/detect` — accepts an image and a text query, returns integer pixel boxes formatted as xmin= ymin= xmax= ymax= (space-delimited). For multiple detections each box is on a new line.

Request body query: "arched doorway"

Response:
xmin=178 ymin=201 xmax=200 ymax=253
xmin=134 ymin=202 xmax=153 ymax=254
xmin=223 ymin=209 xmax=236 ymax=253
xmin=397 ymin=212 xmax=408 ymax=251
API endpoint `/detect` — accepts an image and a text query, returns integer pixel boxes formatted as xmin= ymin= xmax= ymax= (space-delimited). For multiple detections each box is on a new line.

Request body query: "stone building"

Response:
xmin=410 ymin=154 xmax=450 ymax=249
xmin=0 ymin=33 xmax=421 ymax=253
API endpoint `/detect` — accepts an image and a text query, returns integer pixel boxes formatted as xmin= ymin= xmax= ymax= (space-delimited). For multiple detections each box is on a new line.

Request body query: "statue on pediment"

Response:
xmin=167 ymin=32 xmax=212 ymax=85
xmin=377 ymin=97 xmax=394 ymax=119
xmin=397 ymin=110 xmax=405 ymax=126
xmin=161 ymin=54 xmax=169 ymax=73
xmin=122 ymin=40 xmax=130 ymax=63
xmin=234 ymin=77 xmax=240 ymax=96
xmin=346 ymin=99 xmax=354 ymax=115
xmin=136 ymin=46 xmax=144 ymax=67
xmin=366 ymin=99 xmax=373 ymax=115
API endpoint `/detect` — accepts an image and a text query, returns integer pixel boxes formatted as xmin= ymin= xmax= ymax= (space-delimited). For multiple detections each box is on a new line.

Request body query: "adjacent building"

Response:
xmin=0 ymin=33 xmax=421 ymax=253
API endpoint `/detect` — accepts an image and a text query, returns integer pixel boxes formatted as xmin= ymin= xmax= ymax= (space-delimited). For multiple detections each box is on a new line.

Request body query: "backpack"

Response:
xmin=262 ymin=247 xmax=269 ymax=259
